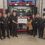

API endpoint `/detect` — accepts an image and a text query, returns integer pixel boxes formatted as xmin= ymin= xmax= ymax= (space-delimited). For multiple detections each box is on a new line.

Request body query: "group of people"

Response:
xmin=0 ymin=9 xmax=45 ymax=40
xmin=32 ymin=14 xmax=45 ymax=39
xmin=0 ymin=10 xmax=18 ymax=40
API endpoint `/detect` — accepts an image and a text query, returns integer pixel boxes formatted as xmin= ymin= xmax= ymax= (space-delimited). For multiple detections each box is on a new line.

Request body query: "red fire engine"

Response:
xmin=8 ymin=1 xmax=35 ymax=32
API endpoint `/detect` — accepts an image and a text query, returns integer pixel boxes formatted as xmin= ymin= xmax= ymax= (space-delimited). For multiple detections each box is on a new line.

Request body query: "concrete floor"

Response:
xmin=0 ymin=34 xmax=45 ymax=45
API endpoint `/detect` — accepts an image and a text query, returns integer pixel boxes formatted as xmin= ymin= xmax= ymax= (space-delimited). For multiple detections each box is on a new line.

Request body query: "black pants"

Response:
xmin=2 ymin=28 xmax=5 ymax=38
xmin=12 ymin=24 xmax=17 ymax=37
xmin=6 ymin=27 xmax=10 ymax=37
xmin=33 ymin=25 xmax=37 ymax=37
xmin=2 ymin=29 xmax=5 ymax=38
xmin=9 ymin=23 xmax=12 ymax=36
xmin=0 ymin=28 xmax=2 ymax=38
xmin=2 ymin=24 xmax=9 ymax=38
xmin=5 ymin=25 xmax=10 ymax=37
xmin=38 ymin=26 xmax=44 ymax=38
xmin=1 ymin=24 xmax=5 ymax=38
xmin=0 ymin=24 xmax=2 ymax=39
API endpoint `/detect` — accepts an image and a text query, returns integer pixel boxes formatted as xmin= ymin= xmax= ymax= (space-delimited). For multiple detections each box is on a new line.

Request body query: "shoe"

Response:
xmin=40 ymin=37 xmax=43 ymax=39
xmin=11 ymin=35 xmax=15 ymax=37
xmin=7 ymin=36 xmax=10 ymax=39
xmin=0 ymin=38 xmax=2 ymax=40
xmin=15 ymin=35 xmax=18 ymax=37
xmin=38 ymin=37 xmax=40 ymax=38
xmin=3 ymin=37 xmax=5 ymax=39
xmin=10 ymin=34 xmax=12 ymax=36
xmin=33 ymin=35 xmax=35 ymax=37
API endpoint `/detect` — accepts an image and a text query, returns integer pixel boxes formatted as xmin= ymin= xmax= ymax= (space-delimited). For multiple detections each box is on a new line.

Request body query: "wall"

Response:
xmin=42 ymin=0 xmax=45 ymax=15
xmin=0 ymin=0 xmax=7 ymax=13
xmin=0 ymin=0 xmax=3 ymax=9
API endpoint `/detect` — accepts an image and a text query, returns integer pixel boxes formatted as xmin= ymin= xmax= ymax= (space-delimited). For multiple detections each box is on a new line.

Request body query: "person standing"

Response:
xmin=2 ymin=13 xmax=10 ymax=39
xmin=32 ymin=15 xmax=37 ymax=37
xmin=33 ymin=15 xmax=44 ymax=38
xmin=11 ymin=10 xmax=18 ymax=37
xmin=0 ymin=12 xmax=3 ymax=40
xmin=38 ymin=16 xmax=45 ymax=38
xmin=7 ymin=12 xmax=11 ymax=37
xmin=32 ymin=15 xmax=40 ymax=37
xmin=9 ymin=12 xmax=13 ymax=36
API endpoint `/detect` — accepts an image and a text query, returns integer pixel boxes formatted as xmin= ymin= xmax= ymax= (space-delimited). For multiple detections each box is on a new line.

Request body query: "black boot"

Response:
xmin=3 ymin=37 xmax=5 ymax=39
xmin=7 ymin=35 xmax=10 ymax=39
xmin=15 ymin=35 xmax=18 ymax=37
xmin=0 ymin=37 xmax=2 ymax=40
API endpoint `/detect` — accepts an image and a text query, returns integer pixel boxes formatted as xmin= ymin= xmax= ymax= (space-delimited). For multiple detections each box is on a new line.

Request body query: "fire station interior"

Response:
xmin=0 ymin=0 xmax=45 ymax=45
xmin=7 ymin=0 xmax=38 ymax=35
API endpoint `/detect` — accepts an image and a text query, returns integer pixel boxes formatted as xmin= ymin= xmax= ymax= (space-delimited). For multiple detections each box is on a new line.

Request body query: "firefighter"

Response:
xmin=38 ymin=16 xmax=45 ymax=38
xmin=0 ymin=12 xmax=3 ymax=40
xmin=32 ymin=15 xmax=37 ymax=37
xmin=11 ymin=10 xmax=18 ymax=37
xmin=32 ymin=15 xmax=39 ymax=37
xmin=7 ymin=12 xmax=11 ymax=38
xmin=9 ymin=12 xmax=13 ymax=36
xmin=1 ymin=14 xmax=5 ymax=39
xmin=36 ymin=15 xmax=42 ymax=38
xmin=34 ymin=15 xmax=44 ymax=38
xmin=7 ymin=12 xmax=11 ymax=37
xmin=2 ymin=13 xmax=10 ymax=39
xmin=42 ymin=15 xmax=45 ymax=38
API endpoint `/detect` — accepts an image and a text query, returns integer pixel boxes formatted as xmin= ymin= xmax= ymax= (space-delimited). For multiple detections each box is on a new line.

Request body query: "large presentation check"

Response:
xmin=18 ymin=18 xmax=27 ymax=24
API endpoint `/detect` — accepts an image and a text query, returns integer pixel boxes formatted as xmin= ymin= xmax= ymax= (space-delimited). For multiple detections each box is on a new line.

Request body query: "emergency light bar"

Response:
xmin=9 ymin=2 xmax=32 ymax=6
xmin=14 ymin=4 xmax=18 ymax=5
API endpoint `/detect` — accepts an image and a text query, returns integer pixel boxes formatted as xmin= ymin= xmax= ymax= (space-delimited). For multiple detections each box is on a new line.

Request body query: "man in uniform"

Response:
xmin=36 ymin=15 xmax=42 ymax=38
xmin=7 ymin=12 xmax=11 ymax=38
xmin=11 ymin=10 xmax=18 ymax=37
xmin=38 ymin=15 xmax=45 ymax=38
xmin=0 ymin=12 xmax=3 ymax=39
xmin=2 ymin=13 xmax=10 ymax=39
xmin=32 ymin=14 xmax=44 ymax=38
xmin=9 ymin=12 xmax=13 ymax=36
xmin=7 ymin=12 xmax=11 ymax=37
xmin=32 ymin=14 xmax=40 ymax=37
xmin=32 ymin=15 xmax=37 ymax=37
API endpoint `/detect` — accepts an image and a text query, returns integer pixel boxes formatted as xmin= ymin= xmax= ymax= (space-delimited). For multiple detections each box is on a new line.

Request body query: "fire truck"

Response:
xmin=8 ymin=0 xmax=36 ymax=32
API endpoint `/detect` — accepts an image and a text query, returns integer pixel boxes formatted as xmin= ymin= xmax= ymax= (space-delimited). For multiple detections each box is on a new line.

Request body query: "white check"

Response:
xmin=18 ymin=18 xmax=27 ymax=24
